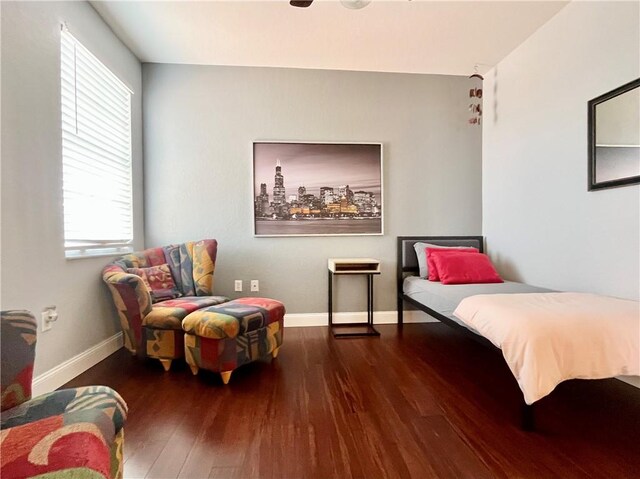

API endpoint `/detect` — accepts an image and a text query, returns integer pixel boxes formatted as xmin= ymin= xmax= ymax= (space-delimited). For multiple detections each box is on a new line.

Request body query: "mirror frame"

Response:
xmin=588 ymin=77 xmax=640 ymax=191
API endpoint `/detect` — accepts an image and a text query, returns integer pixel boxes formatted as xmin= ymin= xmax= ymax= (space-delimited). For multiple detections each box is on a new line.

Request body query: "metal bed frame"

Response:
xmin=396 ymin=235 xmax=535 ymax=430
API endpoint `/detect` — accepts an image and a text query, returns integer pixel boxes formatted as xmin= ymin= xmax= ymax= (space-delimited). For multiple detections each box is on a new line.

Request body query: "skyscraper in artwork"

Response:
xmin=256 ymin=183 xmax=269 ymax=216
xmin=273 ymin=159 xmax=286 ymax=205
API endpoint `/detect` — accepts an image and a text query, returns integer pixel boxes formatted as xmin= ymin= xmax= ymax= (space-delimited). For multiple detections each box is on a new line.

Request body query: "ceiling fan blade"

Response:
xmin=290 ymin=0 xmax=314 ymax=7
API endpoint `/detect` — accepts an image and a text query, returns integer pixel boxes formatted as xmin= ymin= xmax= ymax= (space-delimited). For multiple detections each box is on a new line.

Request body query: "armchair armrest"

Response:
xmin=102 ymin=265 xmax=152 ymax=354
xmin=1 ymin=411 xmax=115 ymax=479
xmin=1 ymin=311 xmax=37 ymax=411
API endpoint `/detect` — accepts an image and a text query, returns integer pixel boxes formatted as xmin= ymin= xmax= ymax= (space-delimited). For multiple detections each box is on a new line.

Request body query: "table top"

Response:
xmin=328 ymin=258 xmax=381 ymax=274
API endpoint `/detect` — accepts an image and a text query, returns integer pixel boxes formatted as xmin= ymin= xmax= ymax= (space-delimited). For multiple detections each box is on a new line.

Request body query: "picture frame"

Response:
xmin=588 ymin=78 xmax=640 ymax=191
xmin=253 ymin=141 xmax=384 ymax=237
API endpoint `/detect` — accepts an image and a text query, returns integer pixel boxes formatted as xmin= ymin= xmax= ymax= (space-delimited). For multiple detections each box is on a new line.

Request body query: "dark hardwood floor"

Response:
xmin=63 ymin=323 xmax=640 ymax=479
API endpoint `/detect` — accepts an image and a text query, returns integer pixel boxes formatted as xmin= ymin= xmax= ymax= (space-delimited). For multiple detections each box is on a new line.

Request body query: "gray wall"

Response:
xmin=1 ymin=1 xmax=144 ymax=376
xmin=143 ymin=64 xmax=482 ymax=314
xmin=482 ymin=1 xmax=639 ymax=300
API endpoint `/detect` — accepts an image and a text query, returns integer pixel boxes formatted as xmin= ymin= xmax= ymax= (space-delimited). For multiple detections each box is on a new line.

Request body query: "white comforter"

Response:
xmin=453 ymin=293 xmax=640 ymax=405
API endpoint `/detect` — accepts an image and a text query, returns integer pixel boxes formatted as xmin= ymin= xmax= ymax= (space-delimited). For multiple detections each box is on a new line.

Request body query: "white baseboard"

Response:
xmin=32 ymin=332 xmax=123 ymax=396
xmin=284 ymin=310 xmax=437 ymax=328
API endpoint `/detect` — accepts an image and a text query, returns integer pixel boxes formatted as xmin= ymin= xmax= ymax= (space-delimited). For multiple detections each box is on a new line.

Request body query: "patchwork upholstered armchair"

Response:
xmin=102 ymin=239 xmax=228 ymax=371
xmin=1 ymin=310 xmax=127 ymax=479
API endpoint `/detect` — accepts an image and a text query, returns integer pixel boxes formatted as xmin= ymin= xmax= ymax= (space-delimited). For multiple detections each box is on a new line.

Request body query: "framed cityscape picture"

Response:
xmin=253 ymin=141 xmax=383 ymax=237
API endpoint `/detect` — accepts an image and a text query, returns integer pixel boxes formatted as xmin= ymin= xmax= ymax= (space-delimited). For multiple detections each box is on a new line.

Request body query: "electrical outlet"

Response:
xmin=41 ymin=306 xmax=58 ymax=332
xmin=234 ymin=280 xmax=243 ymax=292
xmin=251 ymin=280 xmax=259 ymax=292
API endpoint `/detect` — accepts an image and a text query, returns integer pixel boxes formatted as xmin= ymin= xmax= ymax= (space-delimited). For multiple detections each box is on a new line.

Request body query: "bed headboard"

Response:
xmin=397 ymin=236 xmax=484 ymax=278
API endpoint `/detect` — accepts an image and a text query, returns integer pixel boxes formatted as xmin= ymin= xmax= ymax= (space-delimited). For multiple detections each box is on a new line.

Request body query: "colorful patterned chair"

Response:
xmin=1 ymin=310 xmax=127 ymax=479
xmin=182 ymin=297 xmax=285 ymax=384
xmin=102 ymin=239 xmax=229 ymax=371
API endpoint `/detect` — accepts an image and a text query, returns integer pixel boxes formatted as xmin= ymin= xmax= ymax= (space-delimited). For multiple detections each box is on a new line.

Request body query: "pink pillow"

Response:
xmin=426 ymin=247 xmax=479 ymax=281
xmin=431 ymin=252 xmax=503 ymax=285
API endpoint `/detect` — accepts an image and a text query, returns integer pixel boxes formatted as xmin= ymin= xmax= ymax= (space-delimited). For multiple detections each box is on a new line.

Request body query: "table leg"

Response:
xmin=328 ymin=269 xmax=379 ymax=338
xmin=368 ymin=274 xmax=374 ymax=326
xmin=328 ymin=269 xmax=333 ymax=327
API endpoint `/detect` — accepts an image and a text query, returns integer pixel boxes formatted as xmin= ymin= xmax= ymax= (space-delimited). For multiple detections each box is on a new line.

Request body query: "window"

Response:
xmin=60 ymin=29 xmax=133 ymax=258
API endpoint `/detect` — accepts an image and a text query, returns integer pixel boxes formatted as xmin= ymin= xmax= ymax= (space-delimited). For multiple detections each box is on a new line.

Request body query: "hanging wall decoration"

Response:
xmin=468 ymin=65 xmax=484 ymax=126
xmin=253 ymin=141 xmax=383 ymax=237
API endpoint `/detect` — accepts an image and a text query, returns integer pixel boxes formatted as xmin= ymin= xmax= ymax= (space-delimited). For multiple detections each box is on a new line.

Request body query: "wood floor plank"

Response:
xmin=63 ymin=324 xmax=640 ymax=479
xmin=208 ymin=467 xmax=240 ymax=479
xmin=145 ymin=385 xmax=222 ymax=479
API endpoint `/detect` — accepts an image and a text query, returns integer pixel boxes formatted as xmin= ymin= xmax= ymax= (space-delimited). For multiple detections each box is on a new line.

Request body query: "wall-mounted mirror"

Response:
xmin=588 ymin=78 xmax=640 ymax=191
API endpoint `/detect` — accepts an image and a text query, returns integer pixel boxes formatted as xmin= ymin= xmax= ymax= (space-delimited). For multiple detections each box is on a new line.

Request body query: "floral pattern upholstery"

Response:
xmin=103 ymin=239 xmax=228 ymax=362
xmin=126 ymin=264 xmax=182 ymax=303
xmin=143 ymin=296 xmax=229 ymax=330
xmin=1 ymin=415 xmax=114 ymax=479
xmin=144 ymin=328 xmax=185 ymax=361
xmin=1 ymin=386 xmax=127 ymax=433
xmin=1 ymin=311 xmax=127 ymax=479
xmin=182 ymin=297 xmax=285 ymax=339
xmin=1 ymin=311 xmax=36 ymax=412
xmin=184 ymin=298 xmax=285 ymax=380
xmin=101 ymin=266 xmax=151 ymax=353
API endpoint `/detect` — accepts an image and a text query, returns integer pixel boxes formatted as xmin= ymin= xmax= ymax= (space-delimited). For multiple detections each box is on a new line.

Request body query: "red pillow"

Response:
xmin=426 ymin=247 xmax=479 ymax=281
xmin=431 ymin=252 xmax=503 ymax=285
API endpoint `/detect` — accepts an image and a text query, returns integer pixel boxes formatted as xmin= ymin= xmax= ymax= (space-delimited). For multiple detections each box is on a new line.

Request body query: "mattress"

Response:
xmin=454 ymin=292 xmax=640 ymax=404
xmin=402 ymin=276 xmax=551 ymax=331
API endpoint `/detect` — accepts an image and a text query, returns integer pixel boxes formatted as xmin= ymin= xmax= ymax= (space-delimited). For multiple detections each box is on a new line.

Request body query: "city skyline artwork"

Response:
xmin=253 ymin=142 xmax=383 ymax=236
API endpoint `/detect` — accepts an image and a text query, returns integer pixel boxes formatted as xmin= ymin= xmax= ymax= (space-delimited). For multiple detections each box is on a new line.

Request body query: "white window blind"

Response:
xmin=61 ymin=29 xmax=133 ymax=258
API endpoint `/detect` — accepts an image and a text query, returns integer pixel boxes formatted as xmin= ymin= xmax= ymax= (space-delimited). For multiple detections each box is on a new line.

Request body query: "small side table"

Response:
xmin=328 ymin=258 xmax=381 ymax=338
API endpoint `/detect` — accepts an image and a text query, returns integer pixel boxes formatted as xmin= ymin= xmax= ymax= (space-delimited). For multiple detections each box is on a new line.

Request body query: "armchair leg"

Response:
xmin=159 ymin=359 xmax=172 ymax=372
xmin=189 ymin=365 xmax=199 ymax=375
xmin=220 ymin=371 xmax=233 ymax=385
xmin=272 ymin=347 xmax=280 ymax=359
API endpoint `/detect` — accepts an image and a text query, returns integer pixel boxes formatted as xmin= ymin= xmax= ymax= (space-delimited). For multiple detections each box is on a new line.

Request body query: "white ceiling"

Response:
xmin=91 ymin=0 xmax=569 ymax=76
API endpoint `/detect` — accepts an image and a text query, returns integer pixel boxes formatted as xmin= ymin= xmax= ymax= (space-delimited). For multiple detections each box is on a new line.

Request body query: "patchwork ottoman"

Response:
xmin=181 ymin=297 xmax=285 ymax=384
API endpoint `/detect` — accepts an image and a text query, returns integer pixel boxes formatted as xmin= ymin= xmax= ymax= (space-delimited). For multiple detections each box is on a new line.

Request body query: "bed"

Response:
xmin=396 ymin=236 xmax=640 ymax=430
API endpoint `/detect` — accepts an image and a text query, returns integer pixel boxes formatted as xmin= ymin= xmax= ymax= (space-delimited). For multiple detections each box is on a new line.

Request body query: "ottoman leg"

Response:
xmin=159 ymin=359 xmax=172 ymax=372
xmin=220 ymin=371 xmax=233 ymax=385
xmin=189 ymin=365 xmax=199 ymax=376
xmin=272 ymin=347 xmax=280 ymax=359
